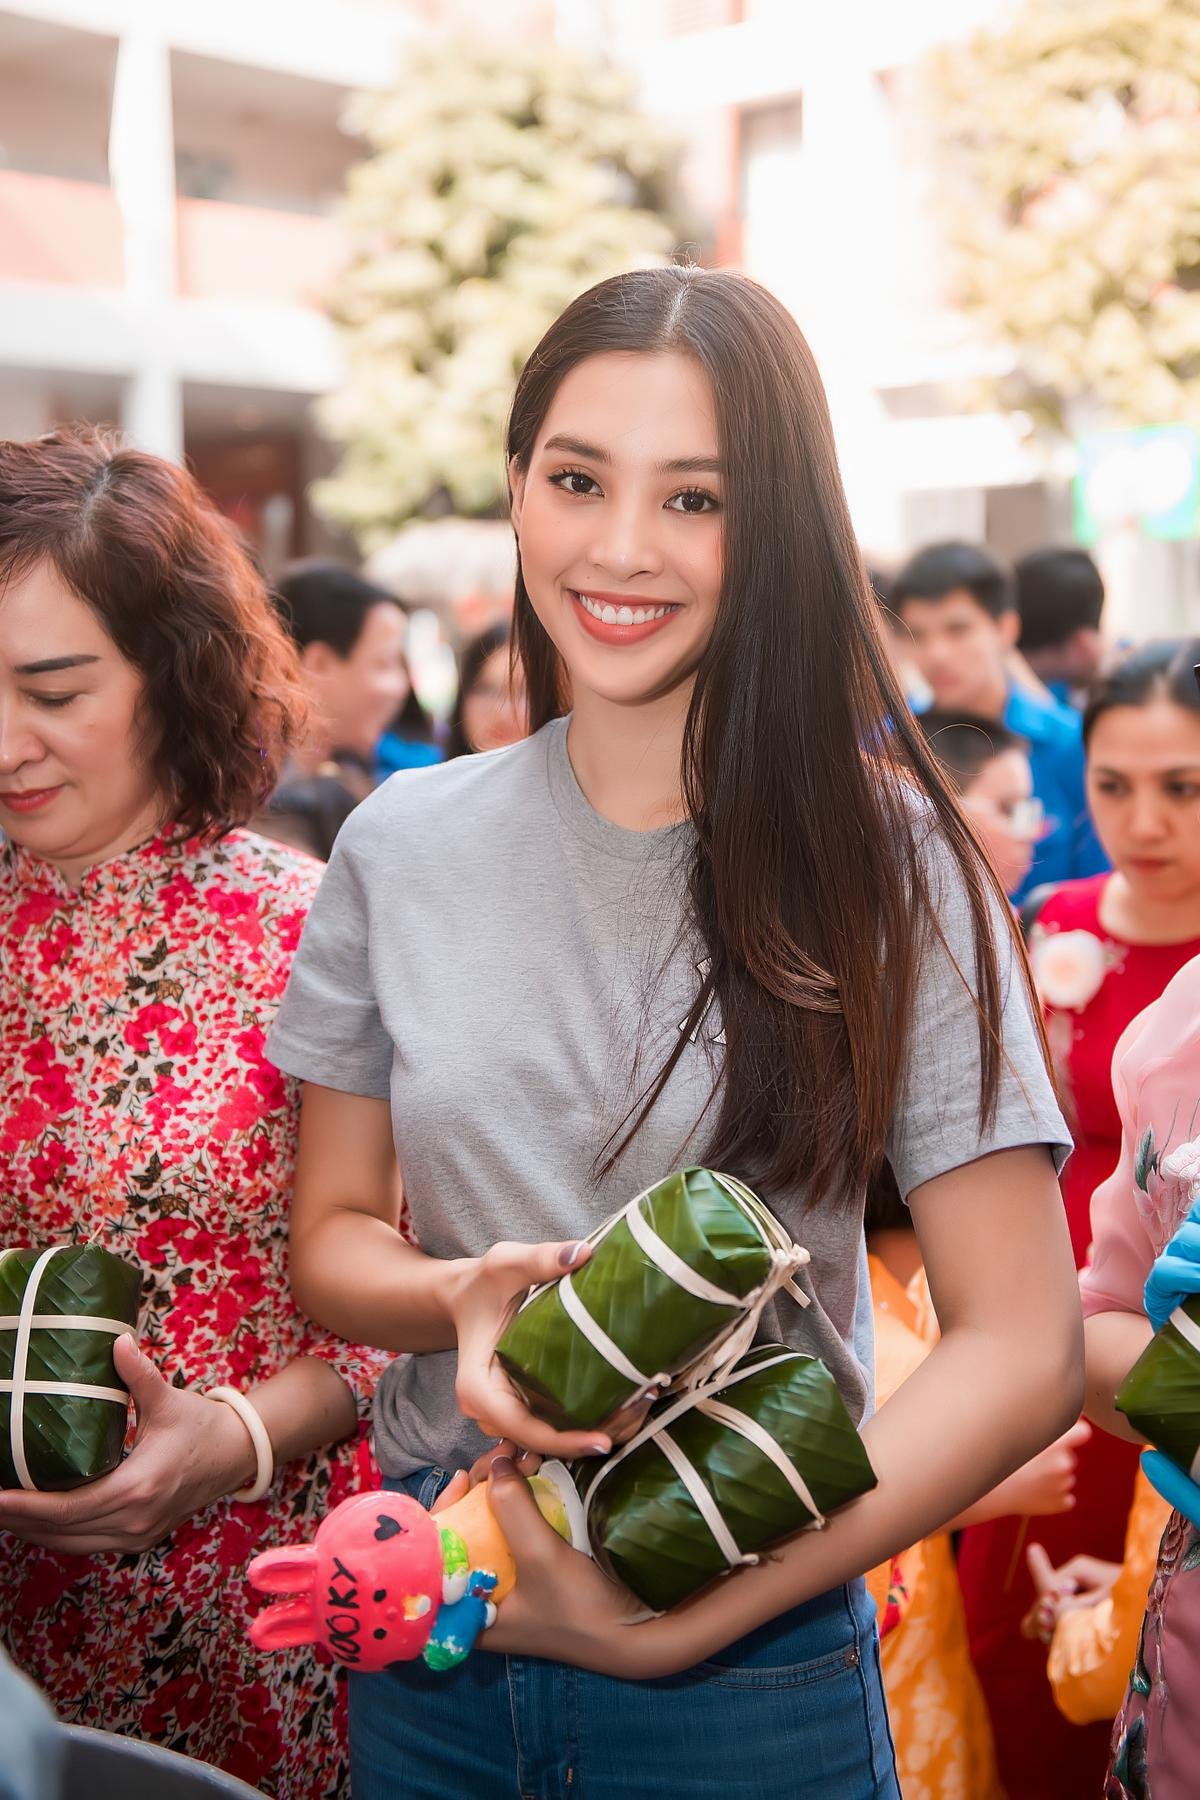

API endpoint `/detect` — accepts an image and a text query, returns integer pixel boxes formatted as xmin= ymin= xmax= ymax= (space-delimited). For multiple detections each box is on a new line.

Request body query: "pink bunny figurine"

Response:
xmin=249 ymin=1491 xmax=448 ymax=1670
xmin=248 ymin=1463 xmax=585 ymax=1674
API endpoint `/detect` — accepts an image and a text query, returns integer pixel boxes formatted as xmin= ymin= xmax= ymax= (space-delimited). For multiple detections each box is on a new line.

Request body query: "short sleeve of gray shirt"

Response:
xmin=886 ymin=817 xmax=1071 ymax=1198
xmin=268 ymin=723 xmax=1071 ymax=1477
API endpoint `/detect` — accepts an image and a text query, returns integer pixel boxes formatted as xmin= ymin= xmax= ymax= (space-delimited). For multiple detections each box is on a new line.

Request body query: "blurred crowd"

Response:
xmin=1 ymin=422 xmax=1198 ymax=1799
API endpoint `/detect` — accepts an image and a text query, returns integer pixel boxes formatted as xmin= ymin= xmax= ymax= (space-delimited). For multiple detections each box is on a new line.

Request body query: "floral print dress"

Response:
xmin=0 ymin=829 xmax=391 ymax=1799
xmin=1080 ymin=952 xmax=1200 ymax=1799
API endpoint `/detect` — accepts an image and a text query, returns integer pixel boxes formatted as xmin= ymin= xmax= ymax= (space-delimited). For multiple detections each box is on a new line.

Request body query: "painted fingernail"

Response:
xmin=588 ymin=1440 xmax=610 ymax=1456
xmin=558 ymin=1242 xmax=585 ymax=1268
xmin=491 ymin=1455 xmax=516 ymax=1478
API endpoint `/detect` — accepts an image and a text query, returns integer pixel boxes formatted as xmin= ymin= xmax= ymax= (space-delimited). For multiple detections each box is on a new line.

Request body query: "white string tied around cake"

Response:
xmin=527 ymin=1171 xmax=811 ymax=1410
xmin=581 ymin=1347 xmax=827 ymax=1613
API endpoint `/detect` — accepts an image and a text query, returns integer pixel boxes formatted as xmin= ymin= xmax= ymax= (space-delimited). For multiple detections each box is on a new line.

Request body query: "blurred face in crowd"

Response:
xmin=1087 ymin=698 xmax=1200 ymax=903
xmin=461 ymin=647 xmax=528 ymax=754
xmin=0 ymin=559 xmax=165 ymax=883
xmin=509 ymin=350 xmax=723 ymax=712
xmin=898 ymin=591 xmax=1019 ymax=716
xmin=1027 ymin=626 xmax=1105 ymax=692
xmin=960 ymin=746 xmax=1039 ymax=897
xmin=300 ymin=599 xmax=409 ymax=760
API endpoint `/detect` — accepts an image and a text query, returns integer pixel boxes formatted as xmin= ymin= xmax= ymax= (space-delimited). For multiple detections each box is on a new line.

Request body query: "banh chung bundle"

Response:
xmin=500 ymin=1167 xmax=876 ymax=1610
xmin=0 ymin=1244 xmax=140 ymax=1490
xmin=497 ymin=1166 xmax=811 ymax=1431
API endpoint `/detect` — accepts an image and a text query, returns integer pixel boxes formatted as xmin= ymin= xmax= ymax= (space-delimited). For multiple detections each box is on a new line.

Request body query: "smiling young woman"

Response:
xmin=272 ymin=268 xmax=1081 ymax=1799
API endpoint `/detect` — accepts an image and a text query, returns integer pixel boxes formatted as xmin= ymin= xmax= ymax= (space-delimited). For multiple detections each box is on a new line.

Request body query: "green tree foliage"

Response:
xmin=314 ymin=37 xmax=678 ymax=544
xmin=920 ymin=0 xmax=1200 ymax=432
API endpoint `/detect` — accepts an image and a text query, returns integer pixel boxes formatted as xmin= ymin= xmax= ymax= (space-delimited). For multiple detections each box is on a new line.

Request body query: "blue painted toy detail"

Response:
xmin=421 ymin=1569 xmax=499 ymax=1671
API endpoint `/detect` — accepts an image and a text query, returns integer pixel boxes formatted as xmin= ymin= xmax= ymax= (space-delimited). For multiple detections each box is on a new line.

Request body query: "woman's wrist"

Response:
xmin=203 ymin=1391 xmax=261 ymax=1497
xmin=440 ymin=1254 xmax=483 ymax=1329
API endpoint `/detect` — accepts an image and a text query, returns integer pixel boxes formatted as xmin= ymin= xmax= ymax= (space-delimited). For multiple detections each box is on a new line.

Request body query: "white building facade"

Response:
xmin=0 ymin=0 xmax=424 ymax=563
xmin=0 ymin=0 xmax=1193 ymax=623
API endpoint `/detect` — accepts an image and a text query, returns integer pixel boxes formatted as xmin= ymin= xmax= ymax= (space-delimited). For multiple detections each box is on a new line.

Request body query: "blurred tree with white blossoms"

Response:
xmin=920 ymin=0 xmax=1200 ymax=434
xmin=314 ymin=36 xmax=678 ymax=546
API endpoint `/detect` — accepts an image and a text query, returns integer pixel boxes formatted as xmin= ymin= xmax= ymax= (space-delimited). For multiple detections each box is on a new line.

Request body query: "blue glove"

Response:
xmin=1141 ymin=1449 xmax=1200 ymax=1529
xmin=1143 ymin=1200 xmax=1200 ymax=1333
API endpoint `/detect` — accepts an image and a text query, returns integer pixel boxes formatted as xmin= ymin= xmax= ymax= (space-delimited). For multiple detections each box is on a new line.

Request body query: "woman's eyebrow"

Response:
xmin=542 ymin=433 xmax=721 ymax=475
xmin=13 ymin=654 xmax=101 ymax=675
xmin=1092 ymin=763 xmax=1200 ymax=777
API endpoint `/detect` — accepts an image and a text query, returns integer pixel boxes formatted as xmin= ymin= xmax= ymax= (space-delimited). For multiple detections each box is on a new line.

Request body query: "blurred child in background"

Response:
xmin=916 ymin=710 xmax=1040 ymax=899
xmin=445 ymin=623 xmax=528 ymax=759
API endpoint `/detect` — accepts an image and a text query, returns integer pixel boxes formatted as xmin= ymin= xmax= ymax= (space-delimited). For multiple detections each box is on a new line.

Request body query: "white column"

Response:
xmin=120 ymin=365 xmax=183 ymax=463
xmin=109 ymin=17 xmax=183 ymax=461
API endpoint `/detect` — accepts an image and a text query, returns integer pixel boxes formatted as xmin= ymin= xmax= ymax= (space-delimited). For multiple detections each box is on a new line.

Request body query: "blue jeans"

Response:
xmin=348 ymin=1468 xmax=899 ymax=1799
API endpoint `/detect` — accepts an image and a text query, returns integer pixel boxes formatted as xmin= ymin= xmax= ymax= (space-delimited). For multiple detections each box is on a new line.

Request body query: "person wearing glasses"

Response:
xmin=915 ymin=711 xmax=1042 ymax=900
xmin=957 ymin=637 xmax=1200 ymax=1800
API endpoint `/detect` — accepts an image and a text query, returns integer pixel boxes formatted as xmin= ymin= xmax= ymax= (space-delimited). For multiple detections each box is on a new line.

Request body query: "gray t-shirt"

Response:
xmin=268 ymin=717 xmax=1071 ymax=1478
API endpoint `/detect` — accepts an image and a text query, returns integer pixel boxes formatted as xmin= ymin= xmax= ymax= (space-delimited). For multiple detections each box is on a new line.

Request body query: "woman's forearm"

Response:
xmin=646 ymin=1319 xmax=1083 ymax=1672
xmin=291 ymin=1205 xmax=467 ymax=1353
xmin=1083 ymin=1309 xmax=1152 ymax=1444
xmin=246 ymin=1356 xmax=359 ymax=1469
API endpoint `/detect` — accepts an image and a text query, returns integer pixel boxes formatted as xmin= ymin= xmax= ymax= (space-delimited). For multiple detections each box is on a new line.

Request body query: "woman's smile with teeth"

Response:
xmin=574 ymin=592 xmax=677 ymax=625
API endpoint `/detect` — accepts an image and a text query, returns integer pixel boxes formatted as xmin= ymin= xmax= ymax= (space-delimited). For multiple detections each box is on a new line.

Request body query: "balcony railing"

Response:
xmin=175 ymin=197 xmax=347 ymax=310
xmin=0 ymin=175 xmax=347 ymax=312
xmin=0 ymin=171 xmax=123 ymax=288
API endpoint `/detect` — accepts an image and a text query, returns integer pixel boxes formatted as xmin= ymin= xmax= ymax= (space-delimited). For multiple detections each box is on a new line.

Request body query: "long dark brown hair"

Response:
xmin=508 ymin=267 xmax=1042 ymax=1203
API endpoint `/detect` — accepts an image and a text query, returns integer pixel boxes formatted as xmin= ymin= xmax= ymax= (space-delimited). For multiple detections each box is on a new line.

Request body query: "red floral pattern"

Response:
xmin=0 ymin=828 xmax=391 ymax=1798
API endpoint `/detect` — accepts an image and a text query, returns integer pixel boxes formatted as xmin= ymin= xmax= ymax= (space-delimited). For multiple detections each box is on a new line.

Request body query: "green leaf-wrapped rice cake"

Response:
xmin=578 ymin=1343 xmax=877 ymax=1614
xmin=496 ymin=1167 xmax=809 ymax=1432
xmin=1116 ymin=1296 xmax=1200 ymax=1478
xmin=0 ymin=1245 xmax=142 ymax=1490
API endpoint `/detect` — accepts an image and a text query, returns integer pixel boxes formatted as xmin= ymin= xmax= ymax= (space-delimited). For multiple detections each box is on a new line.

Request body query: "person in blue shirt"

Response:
xmin=893 ymin=542 xmax=1109 ymax=901
xmin=1015 ymin=547 xmax=1107 ymax=712
xmin=263 ymin=561 xmax=434 ymax=857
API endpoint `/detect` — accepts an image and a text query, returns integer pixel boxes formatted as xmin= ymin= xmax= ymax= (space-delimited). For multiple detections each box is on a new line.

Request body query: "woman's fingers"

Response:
xmin=482 ymin=1238 xmax=591 ymax=1292
xmin=455 ymin=1349 xmax=610 ymax=1461
xmin=1026 ymin=1541 xmax=1058 ymax=1597
xmin=466 ymin=1380 xmax=610 ymax=1460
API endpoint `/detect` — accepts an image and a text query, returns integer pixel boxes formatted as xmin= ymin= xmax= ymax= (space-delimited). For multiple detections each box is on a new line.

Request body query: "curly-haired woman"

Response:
xmin=0 ymin=429 xmax=388 ymax=1798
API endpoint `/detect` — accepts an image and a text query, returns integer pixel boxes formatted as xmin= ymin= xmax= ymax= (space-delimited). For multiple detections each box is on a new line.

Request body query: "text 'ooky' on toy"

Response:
xmin=247 ymin=1462 xmax=587 ymax=1672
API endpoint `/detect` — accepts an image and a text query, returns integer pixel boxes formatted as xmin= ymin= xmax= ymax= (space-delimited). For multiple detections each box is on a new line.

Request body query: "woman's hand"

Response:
xmin=447 ymin=1240 xmax=617 ymax=1460
xmin=986 ymin=1419 xmax=1092 ymax=1518
xmin=0 ymin=1336 xmax=256 ymax=1555
xmin=429 ymin=1439 xmax=541 ymax=1515
xmin=949 ymin=1418 xmax=1091 ymax=1529
xmin=1144 ymin=1197 xmax=1200 ymax=1332
xmin=475 ymin=1453 xmax=679 ymax=1678
xmin=1020 ymin=1541 xmax=1120 ymax=1644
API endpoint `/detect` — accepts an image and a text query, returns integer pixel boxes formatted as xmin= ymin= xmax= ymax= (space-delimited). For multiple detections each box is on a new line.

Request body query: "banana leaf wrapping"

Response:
xmin=1116 ymin=1296 xmax=1200 ymax=1479
xmin=576 ymin=1343 xmax=877 ymax=1613
xmin=0 ymin=1245 xmax=141 ymax=1491
xmin=495 ymin=1168 xmax=808 ymax=1433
